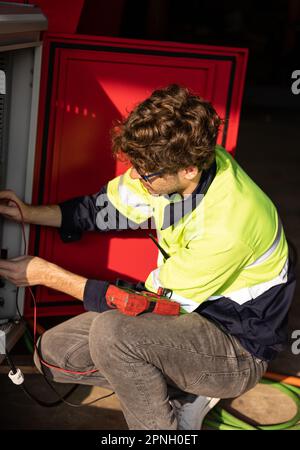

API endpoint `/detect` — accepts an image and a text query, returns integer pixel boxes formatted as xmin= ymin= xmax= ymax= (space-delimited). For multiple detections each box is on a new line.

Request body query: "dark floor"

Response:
xmin=0 ymin=362 xmax=128 ymax=430
xmin=0 ymin=103 xmax=299 ymax=430
xmin=0 ymin=360 xmax=296 ymax=430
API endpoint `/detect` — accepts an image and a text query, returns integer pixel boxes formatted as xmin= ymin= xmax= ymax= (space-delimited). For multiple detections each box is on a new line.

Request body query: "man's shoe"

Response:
xmin=170 ymin=395 xmax=220 ymax=430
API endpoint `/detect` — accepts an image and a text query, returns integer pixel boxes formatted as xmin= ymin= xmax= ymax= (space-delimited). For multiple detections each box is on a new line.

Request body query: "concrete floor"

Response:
xmin=0 ymin=104 xmax=299 ymax=430
xmin=0 ymin=364 xmax=297 ymax=430
xmin=0 ymin=357 xmax=298 ymax=430
xmin=0 ymin=359 xmax=128 ymax=430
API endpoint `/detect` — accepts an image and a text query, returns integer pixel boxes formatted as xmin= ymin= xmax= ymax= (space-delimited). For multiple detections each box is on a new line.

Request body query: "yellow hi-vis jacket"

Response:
xmin=59 ymin=145 xmax=295 ymax=361
xmin=107 ymin=145 xmax=288 ymax=311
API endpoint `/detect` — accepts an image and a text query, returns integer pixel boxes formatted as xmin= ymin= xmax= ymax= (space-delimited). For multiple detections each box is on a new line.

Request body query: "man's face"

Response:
xmin=130 ymin=166 xmax=201 ymax=196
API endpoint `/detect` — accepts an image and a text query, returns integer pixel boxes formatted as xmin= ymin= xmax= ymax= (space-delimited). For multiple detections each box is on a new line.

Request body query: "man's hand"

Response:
xmin=0 ymin=256 xmax=50 ymax=287
xmin=0 ymin=190 xmax=30 ymax=223
xmin=0 ymin=256 xmax=87 ymax=301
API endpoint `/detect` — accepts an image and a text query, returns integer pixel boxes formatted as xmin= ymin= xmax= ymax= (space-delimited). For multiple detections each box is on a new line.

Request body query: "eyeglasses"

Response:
xmin=136 ymin=169 xmax=164 ymax=183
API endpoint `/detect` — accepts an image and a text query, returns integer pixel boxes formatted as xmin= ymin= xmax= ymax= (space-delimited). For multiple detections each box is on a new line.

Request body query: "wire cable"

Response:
xmin=5 ymin=199 xmax=116 ymax=408
xmin=6 ymin=200 xmax=300 ymax=418
xmin=203 ymin=378 xmax=300 ymax=430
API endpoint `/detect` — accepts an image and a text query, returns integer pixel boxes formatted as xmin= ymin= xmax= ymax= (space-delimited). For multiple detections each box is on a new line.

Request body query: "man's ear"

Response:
xmin=181 ymin=166 xmax=200 ymax=180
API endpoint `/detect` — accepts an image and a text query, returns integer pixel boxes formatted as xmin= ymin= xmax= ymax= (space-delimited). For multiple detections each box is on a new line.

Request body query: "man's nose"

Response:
xmin=130 ymin=168 xmax=141 ymax=179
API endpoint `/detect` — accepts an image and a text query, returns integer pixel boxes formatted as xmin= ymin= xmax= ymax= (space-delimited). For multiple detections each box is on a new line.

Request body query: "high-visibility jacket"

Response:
xmin=59 ymin=146 xmax=295 ymax=361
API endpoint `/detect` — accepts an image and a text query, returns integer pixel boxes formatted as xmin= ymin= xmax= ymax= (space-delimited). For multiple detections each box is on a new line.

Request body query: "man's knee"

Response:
xmin=33 ymin=331 xmax=59 ymax=380
xmin=33 ymin=327 xmax=67 ymax=373
xmin=90 ymin=310 xmax=127 ymax=343
xmin=89 ymin=310 xmax=136 ymax=362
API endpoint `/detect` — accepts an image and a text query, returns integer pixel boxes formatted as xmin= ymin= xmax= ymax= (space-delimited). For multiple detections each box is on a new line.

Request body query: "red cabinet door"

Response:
xmin=26 ymin=34 xmax=248 ymax=317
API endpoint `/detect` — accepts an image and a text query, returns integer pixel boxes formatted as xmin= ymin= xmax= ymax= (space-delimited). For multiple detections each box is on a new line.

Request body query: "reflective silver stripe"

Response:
xmin=207 ymin=258 xmax=288 ymax=305
xmin=244 ymin=220 xmax=283 ymax=269
xmin=169 ymin=291 xmax=200 ymax=313
xmin=150 ymin=268 xmax=199 ymax=313
xmin=151 ymin=219 xmax=286 ymax=308
xmin=206 ymin=219 xmax=286 ymax=303
xmin=151 ymin=267 xmax=161 ymax=291
xmin=118 ymin=175 xmax=153 ymax=217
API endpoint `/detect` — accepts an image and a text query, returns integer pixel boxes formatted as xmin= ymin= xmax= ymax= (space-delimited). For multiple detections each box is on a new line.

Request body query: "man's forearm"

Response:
xmin=0 ymin=255 xmax=110 ymax=312
xmin=27 ymin=205 xmax=62 ymax=227
xmin=44 ymin=261 xmax=87 ymax=300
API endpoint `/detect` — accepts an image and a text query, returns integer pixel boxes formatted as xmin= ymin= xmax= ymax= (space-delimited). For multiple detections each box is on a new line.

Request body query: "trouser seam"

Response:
xmin=134 ymin=342 xmax=252 ymax=360
xmin=133 ymin=362 xmax=160 ymax=429
xmin=109 ymin=360 xmax=158 ymax=429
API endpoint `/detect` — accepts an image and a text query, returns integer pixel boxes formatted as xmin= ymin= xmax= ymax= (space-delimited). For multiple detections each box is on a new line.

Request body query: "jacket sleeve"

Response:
xmin=58 ymin=185 xmax=109 ymax=242
xmin=58 ymin=169 xmax=154 ymax=242
xmin=83 ymin=279 xmax=113 ymax=313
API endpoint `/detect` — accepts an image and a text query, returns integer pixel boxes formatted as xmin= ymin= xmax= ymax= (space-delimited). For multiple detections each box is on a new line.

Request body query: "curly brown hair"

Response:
xmin=111 ymin=84 xmax=223 ymax=174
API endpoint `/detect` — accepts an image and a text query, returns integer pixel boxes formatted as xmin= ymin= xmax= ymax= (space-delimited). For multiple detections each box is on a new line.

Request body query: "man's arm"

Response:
xmin=0 ymin=256 xmax=111 ymax=312
xmin=0 ymin=256 xmax=85 ymax=298
xmin=0 ymin=190 xmax=62 ymax=227
xmin=0 ymin=169 xmax=154 ymax=238
xmin=58 ymin=171 xmax=155 ymax=242
xmin=27 ymin=205 xmax=62 ymax=227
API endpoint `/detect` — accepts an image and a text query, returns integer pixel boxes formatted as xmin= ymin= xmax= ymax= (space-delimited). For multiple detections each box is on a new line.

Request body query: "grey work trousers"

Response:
xmin=33 ymin=310 xmax=268 ymax=430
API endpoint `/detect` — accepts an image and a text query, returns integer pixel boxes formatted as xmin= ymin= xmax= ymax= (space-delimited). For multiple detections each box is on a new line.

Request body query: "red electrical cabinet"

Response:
xmin=26 ymin=34 xmax=248 ymax=317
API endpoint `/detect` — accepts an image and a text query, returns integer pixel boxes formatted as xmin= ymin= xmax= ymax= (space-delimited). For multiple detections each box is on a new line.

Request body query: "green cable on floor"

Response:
xmin=203 ymin=378 xmax=300 ymax=430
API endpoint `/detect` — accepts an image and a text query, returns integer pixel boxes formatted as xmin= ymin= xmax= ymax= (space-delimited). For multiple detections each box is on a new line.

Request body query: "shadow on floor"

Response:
xmin=0 ymin=372 xmax=128 ymax=430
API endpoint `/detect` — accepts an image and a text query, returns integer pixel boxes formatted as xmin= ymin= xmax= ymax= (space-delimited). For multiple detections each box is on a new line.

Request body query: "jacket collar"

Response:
xmin=161 ymin=160 xmax=217 ymax=230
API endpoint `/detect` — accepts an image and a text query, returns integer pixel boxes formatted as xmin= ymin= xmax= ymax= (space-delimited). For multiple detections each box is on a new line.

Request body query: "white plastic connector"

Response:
xmin=8 ymin=368 xmax=24 ymax=385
